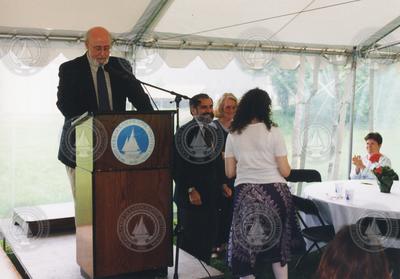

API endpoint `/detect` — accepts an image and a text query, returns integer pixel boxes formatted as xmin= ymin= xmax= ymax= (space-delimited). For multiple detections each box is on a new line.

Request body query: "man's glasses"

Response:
xmin=91 ymin=45 xmax=111 ymax=52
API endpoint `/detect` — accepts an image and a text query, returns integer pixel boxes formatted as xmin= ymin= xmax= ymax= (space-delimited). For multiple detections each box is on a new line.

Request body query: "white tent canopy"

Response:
xmin=1 ymin=0 xmax=400 ymax=57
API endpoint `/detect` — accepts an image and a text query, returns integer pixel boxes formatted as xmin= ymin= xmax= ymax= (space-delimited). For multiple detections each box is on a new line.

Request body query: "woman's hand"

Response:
xmin=352 ymin=155 xmax=365 ymax=174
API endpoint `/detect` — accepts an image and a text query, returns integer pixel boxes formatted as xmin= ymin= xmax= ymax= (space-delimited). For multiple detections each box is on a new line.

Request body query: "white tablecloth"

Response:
xmin=302 ymin=180 xmax=400 ymax=235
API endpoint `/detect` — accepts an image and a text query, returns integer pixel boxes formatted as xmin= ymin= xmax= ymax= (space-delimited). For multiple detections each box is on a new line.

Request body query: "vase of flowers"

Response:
xmin=373 ymin=165 xmax=399 ymax=193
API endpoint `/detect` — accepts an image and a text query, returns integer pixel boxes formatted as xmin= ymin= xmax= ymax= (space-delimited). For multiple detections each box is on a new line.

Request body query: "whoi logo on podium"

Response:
xmin=117 ymin=203 xmax=166 ymax=252
xmin=111 ymin=119 xmax=155 ymax=165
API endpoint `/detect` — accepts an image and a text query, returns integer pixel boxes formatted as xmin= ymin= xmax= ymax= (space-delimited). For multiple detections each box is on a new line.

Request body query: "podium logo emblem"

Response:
xmin=117 ymin=203 xmax=166 ymax=252
xmin=111 ymin=119 xmax=155 ymax=165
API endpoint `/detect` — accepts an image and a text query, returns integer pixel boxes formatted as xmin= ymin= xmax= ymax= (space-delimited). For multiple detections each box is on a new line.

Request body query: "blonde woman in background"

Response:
xmin=212 ymin=93 xmax=238 ymax=257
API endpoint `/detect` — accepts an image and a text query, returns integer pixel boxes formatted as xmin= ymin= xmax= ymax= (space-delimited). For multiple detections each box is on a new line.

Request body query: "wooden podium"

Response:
xmin=74 ymin=111 xmax=175 ymax=278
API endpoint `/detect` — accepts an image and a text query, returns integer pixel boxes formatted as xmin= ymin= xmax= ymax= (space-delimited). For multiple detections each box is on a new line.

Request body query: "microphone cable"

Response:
xmin=141 ymin=82 xmax=159 ymax=110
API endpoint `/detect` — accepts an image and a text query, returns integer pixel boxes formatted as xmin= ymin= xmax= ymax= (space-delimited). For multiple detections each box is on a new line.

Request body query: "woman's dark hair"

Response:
xmin=364 ymin=132 xmax=383 ymax=145
xmin=314 ymin=225 xmax=391 ymax=279
xmin=230 ymin=88 xmax=275 ymax=134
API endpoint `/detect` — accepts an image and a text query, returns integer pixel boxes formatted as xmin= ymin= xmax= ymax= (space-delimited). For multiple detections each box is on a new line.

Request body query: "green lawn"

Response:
xmin=0 ymin=114 xmax=72 ymax=217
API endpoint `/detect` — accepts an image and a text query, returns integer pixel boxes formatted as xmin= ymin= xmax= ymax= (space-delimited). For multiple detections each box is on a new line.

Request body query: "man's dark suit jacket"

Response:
xmin=172 ymin=119 xmax=225 ymax=263
xmin=172 ymin=119 xmax=224 ymax=208
xmin=56 ymin=54 xmax=153 ymax=167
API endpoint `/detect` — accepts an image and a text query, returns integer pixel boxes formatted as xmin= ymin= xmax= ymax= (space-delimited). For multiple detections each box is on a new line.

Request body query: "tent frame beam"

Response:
xmin=359 ymin=15 xmax=400 ymax=55
xmin=128 ymin=0 xmax=171 ymax=44
xmin=0 ymin=32 xmax=352 ymax=56
xmin=0 ymin=33 xmax=398 ymax=60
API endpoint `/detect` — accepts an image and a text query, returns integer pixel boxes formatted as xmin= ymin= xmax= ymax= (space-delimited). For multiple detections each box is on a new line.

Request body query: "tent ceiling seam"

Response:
xmin=156 ymin=0 xmax=361 ymax=41
xmin=266 ymin=0 xmax=317 ymax=41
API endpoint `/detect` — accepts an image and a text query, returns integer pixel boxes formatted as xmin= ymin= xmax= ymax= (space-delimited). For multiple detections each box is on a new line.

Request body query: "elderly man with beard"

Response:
xmin=173 ymin=93 xmax=228 ymax=264
xmin=56 ymin=26 xmax=153 ymax=199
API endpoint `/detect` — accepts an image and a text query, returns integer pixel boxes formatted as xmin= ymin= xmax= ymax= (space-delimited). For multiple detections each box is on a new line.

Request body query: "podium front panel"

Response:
xmin=93 ymin=169 xmax=173 ymax=277
xmin=75 ymin=167 xmax=94 ymax=278
xmin=75 ymin=111 xmax=174 ymax=278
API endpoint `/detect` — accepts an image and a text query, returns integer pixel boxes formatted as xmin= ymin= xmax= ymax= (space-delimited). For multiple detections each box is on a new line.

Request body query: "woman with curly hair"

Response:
xmin=225 ymin=88 xmax=305 ymax=279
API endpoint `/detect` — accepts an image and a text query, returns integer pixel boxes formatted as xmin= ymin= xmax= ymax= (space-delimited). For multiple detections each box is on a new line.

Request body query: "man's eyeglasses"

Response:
xmin=91 ymin=45 xmax=111 ymax=52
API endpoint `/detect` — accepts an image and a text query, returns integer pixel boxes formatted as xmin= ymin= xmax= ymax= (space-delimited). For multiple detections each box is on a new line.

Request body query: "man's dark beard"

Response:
xmin=195 ymin=113 xmax=214 ymax=123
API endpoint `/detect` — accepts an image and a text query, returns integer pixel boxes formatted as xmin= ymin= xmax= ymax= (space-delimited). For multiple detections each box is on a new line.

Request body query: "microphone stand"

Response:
xmin=137 ymin=79 xmax=189 ymax=279
xmin=137 ymin=79 xmax=190 ymax=131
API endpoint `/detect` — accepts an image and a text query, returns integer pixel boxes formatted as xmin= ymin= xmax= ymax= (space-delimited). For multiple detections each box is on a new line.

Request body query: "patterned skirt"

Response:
xmin=227 ymin=183 xmax=305 ymax=277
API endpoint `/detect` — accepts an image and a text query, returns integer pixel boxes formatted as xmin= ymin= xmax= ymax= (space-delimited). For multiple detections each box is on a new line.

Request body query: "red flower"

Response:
xmin=374 ymin=166 xmax=383 ymax=175
xmin=369 ymin=153 xmax=381 ymax=163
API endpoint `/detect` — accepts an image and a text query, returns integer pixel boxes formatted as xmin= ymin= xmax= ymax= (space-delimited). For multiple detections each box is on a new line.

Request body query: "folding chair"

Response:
xmin=286 ymin=169 xmax=322 ymax=183
xmin=286 ymin=169 xmax=321 ymax=195
xmin=292 ymin=195 xmax=335 ymax=269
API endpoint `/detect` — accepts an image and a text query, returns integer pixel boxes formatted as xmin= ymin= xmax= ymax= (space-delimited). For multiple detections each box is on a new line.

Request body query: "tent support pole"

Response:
xmin=347 ymin=46 xmax=357 ymax=178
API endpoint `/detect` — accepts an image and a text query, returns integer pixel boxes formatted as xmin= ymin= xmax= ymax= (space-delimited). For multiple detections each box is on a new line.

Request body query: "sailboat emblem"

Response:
xmin=122 ymin=129 xmax=142 ymax=156
xmin=6 ymin=37 xmax=44 ymax=75
xmin=117 ymin=203 xmax=166 ymax=252
xmin=301 ymin=124 xmax=332 ymax=161
xmin=351 ymin=212 xmax=399 ymax=252
xmin=189 ymin=128 xmax=211 ymax=156
xmin=246 ymin=216 xmax=268 ymax=246
xmin=233 ymin=188 xmax=283 ymax=253
xmin=76 ymin=130 xmax=91 ymax=158
xmin=175 ymin=119 xmax=224 ymax=164
xmin=132 ymin=216 xmax=151 ymax=245
xmin=111 ymin=119 xmax=155 ymax=165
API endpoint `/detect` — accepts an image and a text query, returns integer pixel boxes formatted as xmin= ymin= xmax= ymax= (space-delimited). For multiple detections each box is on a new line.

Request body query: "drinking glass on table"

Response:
xmin=345 ymin=189 xmax=355 ymax=201
xmin=335 ymin=183 xmax=343 ymax=198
